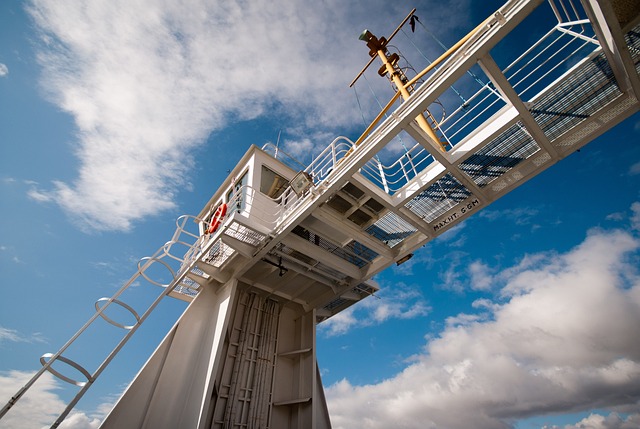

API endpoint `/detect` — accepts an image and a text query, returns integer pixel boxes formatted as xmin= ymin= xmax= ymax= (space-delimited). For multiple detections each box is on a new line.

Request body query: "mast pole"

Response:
xmin=358 ymin=25 xmax=447 ymax=150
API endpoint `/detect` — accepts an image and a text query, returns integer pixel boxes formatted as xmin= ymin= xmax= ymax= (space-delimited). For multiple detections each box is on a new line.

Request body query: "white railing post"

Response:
xmin=378 ymin=160 xmax=390 ymax=194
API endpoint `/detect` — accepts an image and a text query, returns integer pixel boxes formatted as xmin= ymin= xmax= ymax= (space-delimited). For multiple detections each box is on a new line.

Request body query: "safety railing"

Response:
xmin=437 ymin=0 xmax=599 ymax=149
xmin=438 ymin=81 xmax=507 ymax=147
xmin=258 ymin=1 xmax=604 ymax=208
xmin=180 ymin=185 xmax=289 ymax=271
xmin=261 ymin=143 xmax=308 ymax=172
xmin=358 ymin=142 xmax=434 ymax=194
xmin=263 ymin=137 xmax=359 ymax=227
xmin=303 ymin=137 xmax=356 ymax=184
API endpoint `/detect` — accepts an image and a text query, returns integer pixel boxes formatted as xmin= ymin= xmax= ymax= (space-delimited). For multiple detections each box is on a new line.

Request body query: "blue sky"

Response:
xmin=1 ymin=0 xmax=640 ymax=428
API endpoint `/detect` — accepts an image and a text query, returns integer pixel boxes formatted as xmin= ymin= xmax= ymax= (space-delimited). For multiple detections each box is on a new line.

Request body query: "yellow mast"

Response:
xmin=352 ymin=9 xmax=447 ymax=151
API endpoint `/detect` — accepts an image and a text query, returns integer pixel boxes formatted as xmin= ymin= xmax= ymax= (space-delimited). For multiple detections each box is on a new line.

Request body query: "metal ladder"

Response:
xmin=0 ymin=215 xmax=217 ymax=428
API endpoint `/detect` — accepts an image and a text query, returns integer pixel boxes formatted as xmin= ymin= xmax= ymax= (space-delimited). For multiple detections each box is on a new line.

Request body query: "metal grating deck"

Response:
xmin=365 ymin=211 xmax=417 ymax=248
xmin=531 ymin=54 xmax=622 ymax=142
xmin=459 ymin=122 xmax=540 ymax=187
xmin=405 ymin=174 xmax=472 ymax=222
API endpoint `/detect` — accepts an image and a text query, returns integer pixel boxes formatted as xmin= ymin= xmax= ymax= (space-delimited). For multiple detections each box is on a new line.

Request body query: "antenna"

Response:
xmin=275 ymin=129 xmax=282 ymax=158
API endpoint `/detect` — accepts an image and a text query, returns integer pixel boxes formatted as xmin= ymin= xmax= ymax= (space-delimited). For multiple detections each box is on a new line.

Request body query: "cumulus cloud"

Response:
xmin=326 ymin=227 xmax=640 ymax=429
xmin=0 ymin=370 xmax=101 ymax=429
xmin=606 ymin=204 xmax=640 ymax=232
xmin=26 ymin=0 xmax=472 ymax=231
xmin=281 ymin=137 xmax=317 ymax=162
xmin=437 ymin=251 xmax=468 ymax=292
xmin=545 ymin=412 xmax=640 ymax=429
xmin=0 ymin=63 xmax=8 ymax=77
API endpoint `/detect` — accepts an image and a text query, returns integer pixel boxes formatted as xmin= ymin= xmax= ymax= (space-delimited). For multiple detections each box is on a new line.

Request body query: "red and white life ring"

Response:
xmin=207 ymin=203 xmax=227 ymax=234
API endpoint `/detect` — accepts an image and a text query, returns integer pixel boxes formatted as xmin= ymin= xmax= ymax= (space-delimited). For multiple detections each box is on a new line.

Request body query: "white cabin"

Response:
xmin=188 ymin=144 xmax=381 ymax=322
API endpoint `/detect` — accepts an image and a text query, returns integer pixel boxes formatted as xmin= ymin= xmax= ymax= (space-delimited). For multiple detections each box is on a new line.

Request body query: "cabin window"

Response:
xmin=226 ymin=172 xmax=248 ymax=212
xmin=260 ymin=166 xmax=289 ymax=199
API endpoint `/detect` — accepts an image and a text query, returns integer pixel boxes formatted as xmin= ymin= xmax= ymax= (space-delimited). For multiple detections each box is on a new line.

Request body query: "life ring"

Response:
xmin=208 ymin=203 xmax=227 ymax=234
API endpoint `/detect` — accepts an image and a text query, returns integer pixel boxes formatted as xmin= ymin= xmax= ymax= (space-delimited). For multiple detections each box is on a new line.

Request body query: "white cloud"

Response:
xmin=281 ymin=137 xmax=316 ymax=162
xmin=444 ymin=311 xmax=485 ymax=328
xmin=58 ymin=412 xmax=102 ymax=429
xmin=607 ymin=211 xmax=625 ymax=222
xmin=437 ymin=222 xmax=467 ymax=245
xmin=436 ymin=250 xmax=487 ymax=293
xmin=629 ymin=161 xmax=640 ymax=176
xmin=0 ymin=327 xmax=22 ymax=343
xmin=480 ymin=206 xmax=540 ymax=227
xmin=0 ymin=246 xmax=25 ymax=265
xmin=0 ymin=326 xmax=46 ymax=345
xmin=545 ymin=412 xmax=640 ymax=429
xmin=631 ymin=202 xmax=640 ymax=231
xmin=320 ymin=307 xmax=359 ymax=337
xmin=26 ymin=187 xmax=54 ymax=202
xmin=319 ymin=283 xmax=430 ymax=336
xmin=0 ymin=370 xmax=101 ymax=429
xmin=468 ymin=260 xmax=493 ymax=291
xmin=0 ymin=63 xmax=8 ymax=77
xmin=326 ymin=227 xmax=640 ymax=429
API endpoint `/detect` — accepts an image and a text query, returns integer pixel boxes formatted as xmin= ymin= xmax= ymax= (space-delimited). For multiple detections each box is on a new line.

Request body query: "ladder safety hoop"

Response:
xmin=40 ymin=353 xmax=92 ymax=387
xmin=94 ymin=297 xmax=141 ymax=330
xmin=208 ymin=203 xmax=228 ymax=234
xmin=162 ymin=239 xmax=198 ymax=264
xmin=174 ymin=214 xmax=203 ymax=240
xmin=137 ymin=256 xmax=176 ymax=288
